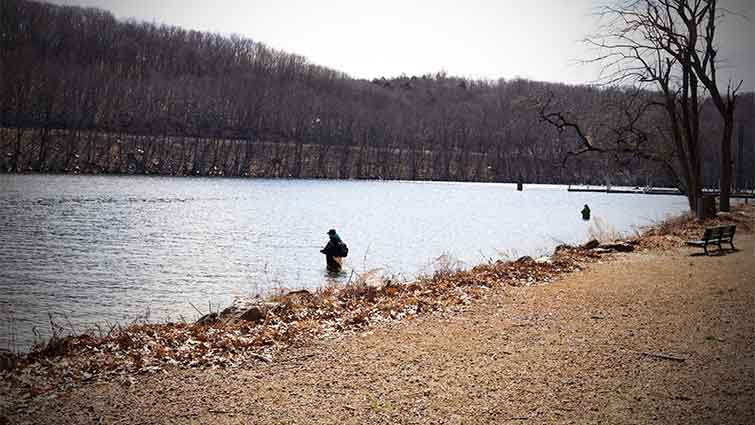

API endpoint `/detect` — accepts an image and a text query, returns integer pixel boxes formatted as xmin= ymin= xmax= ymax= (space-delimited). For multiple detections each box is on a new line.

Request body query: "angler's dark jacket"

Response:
xmin=320 ymin=233 xmax=343 ymax=257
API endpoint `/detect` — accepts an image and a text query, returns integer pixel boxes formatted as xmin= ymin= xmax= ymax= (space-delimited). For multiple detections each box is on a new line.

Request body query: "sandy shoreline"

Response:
xmin=2 ymin=207 xmax=754 ymax=424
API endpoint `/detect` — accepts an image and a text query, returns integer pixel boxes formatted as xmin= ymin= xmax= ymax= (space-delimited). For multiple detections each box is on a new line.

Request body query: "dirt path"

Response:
xmin=5 ymin=235 xmax=754 ymax=424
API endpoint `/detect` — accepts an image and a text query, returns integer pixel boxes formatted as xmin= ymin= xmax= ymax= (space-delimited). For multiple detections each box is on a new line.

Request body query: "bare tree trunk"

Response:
xmin=230 ymin=141 xmax=242 ymax=176
xmin=12 ymin=128 xmax=24 ymax=172
xmin=355 ymin=142 xmax=365 ymax=178
xmin=316 ymin=144 xmax=330 ymax=178
xmin=290 ymin=142 xmax=303 ymax=178
xmin=178 ymin=137 xmax=187 ymax=175
xmin=410 ymin=146 xmax=418 ymax=180
xmin=719 ymin=119 xmax=734 ymax=211
xmin=338 ymin=145 xmax=351 ymax=179
xmin=86 ymin=131 xmax=96 ymax=172
xmin=242 ymin=138 xmax=255 ymax=176
xmin=36 ymin=128 xmax=49 ymax=171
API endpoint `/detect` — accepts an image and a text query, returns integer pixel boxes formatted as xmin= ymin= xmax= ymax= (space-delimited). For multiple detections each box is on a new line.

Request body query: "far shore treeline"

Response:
xmin=1 ymin=0 xmax=753 ymax=186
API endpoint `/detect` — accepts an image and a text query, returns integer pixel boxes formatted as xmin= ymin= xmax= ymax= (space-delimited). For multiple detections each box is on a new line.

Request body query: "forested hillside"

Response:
xmin=1 ymin=0 xmax=752 ymax=186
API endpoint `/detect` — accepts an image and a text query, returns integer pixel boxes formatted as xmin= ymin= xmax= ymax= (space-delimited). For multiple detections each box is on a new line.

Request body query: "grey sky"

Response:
xmin=49 ymin=0 xmax=754 ymax=89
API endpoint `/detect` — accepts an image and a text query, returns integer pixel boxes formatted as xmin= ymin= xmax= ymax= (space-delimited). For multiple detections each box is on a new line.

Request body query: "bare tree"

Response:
xmin=2 ymin=0 xmax=749 ymax=190
xmin=586 ymin=0 xmax=743 ymax=212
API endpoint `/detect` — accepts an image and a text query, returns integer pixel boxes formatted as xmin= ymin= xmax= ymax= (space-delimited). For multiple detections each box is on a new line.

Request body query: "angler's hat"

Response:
xmin=327 ymin=229 xmax=337 ymax=235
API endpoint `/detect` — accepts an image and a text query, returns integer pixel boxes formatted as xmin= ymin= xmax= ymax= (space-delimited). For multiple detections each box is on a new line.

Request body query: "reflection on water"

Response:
xmin=0 ymin=174 xmax=689 ymax=349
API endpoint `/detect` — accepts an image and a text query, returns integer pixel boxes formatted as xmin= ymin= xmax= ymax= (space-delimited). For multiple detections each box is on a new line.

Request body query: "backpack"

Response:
xmin=337 ymin=241 xmax=349 ymax=257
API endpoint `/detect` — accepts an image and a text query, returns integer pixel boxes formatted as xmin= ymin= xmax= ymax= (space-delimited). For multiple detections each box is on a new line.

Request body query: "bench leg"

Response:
xmin=717 ymin=241 xmax=723 ymax=255
xmin=730 ymin=240 xmax=736 ymax=251
xmin=703 ymin=245 xmax=709 ymax=256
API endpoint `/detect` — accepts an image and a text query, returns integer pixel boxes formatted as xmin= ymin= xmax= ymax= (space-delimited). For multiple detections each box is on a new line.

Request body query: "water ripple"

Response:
xmin=0 ymin=175 xmax=690 ymax=350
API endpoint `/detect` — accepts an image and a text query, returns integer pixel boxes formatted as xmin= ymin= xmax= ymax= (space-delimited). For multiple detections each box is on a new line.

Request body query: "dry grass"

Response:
xmin=16 ymin=207 xmax=754 ymax=387
xmin=5 ymin=219 xmax=753 ymax=424
xmin=587 ymin=216 xmax=622 ymax=242
xmin=4 ymin=204 xmax=753 ymax=420
xmin=3 ymin=244 xmax=599 ymax=397
xmin=631 ymin=204 xmax=755 ymax=250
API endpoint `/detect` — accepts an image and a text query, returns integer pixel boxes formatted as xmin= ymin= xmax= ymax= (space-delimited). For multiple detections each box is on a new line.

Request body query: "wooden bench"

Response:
xmin=685 ymin=225 xmax=736 ymax=255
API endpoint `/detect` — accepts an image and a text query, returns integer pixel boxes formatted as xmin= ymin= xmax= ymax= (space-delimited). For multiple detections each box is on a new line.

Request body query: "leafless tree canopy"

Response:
xmin=1 ymin=0 xmax=752 ymax=188
xmin=540 ymin=0 xmax=749 ymax=213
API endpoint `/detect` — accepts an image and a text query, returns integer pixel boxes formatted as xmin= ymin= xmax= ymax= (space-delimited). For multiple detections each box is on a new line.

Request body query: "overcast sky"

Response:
xmin=49 ymin=0 xmax=754 ymax=90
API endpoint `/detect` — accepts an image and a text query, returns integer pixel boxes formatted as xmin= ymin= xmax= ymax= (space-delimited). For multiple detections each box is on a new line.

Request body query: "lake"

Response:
xmin=0 ymin=175 xmax=689 ymax=349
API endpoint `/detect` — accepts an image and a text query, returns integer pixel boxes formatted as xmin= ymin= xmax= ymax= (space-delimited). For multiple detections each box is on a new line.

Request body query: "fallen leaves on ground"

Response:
xmin=631 ymin=204 xmax=754 ymax=250
xmin=5 ymin=205 xmax=752 ymax=401
xmin=2 ymin=246 xmax=599 ymax=398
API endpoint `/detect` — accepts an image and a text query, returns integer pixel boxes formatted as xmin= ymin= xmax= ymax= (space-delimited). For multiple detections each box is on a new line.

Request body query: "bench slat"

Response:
xmin=685 ymin=240 xmax=706 ymax=246
xmin=704 ymin=227 xmax=722 ymax=241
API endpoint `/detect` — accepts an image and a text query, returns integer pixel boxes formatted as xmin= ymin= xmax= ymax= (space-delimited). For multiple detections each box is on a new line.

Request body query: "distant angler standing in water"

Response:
xmin=320 ymin=229 xmax=348 ymax=273
xmin=581 ymin=204 xmax=591 ymax=221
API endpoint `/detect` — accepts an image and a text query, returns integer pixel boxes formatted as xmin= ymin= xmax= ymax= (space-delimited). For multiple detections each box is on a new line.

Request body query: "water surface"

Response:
xmin=0 ymin=175 xmax=689 ymax=349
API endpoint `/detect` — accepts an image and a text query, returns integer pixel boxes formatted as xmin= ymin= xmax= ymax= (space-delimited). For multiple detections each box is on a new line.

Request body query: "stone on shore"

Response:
xmin=581 ymin=239 xmax=600 ymax=250
xmin=218 ymin=298 xmax=281 ymax=324
xmin=598 ymin=242 xmax=634 ymax=252
xmin=196 ymin=312 xmax=219 ymax=324
xmin=0 ymin=350 xmax=17 ymax=371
